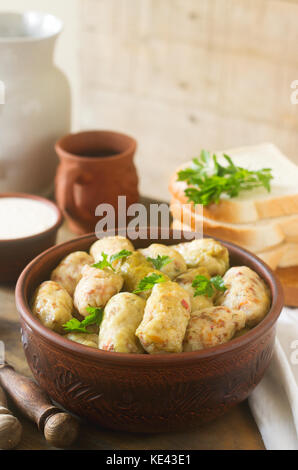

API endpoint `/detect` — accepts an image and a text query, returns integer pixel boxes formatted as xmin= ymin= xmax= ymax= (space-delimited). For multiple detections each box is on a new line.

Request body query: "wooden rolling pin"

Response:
xmin=0 ymin=364 xmax=80 ymax=448
xmin=0 ymin=384 xmax=22 ymax=449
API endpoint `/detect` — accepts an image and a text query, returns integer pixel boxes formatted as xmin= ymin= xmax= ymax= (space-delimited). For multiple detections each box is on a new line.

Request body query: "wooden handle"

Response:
xmin=0 ymin=364 xmax=60 ymax=429
xmin=0 ymin=384 xmax=22 ymax=450
xmin=0 ymin=365 xmax=79 ymax=448
xmin=44 ymin=412 xmax=80 ymax=448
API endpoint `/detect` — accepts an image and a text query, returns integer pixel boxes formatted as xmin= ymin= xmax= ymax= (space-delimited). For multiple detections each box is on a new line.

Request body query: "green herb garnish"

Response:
xmin=110 ymin=249 xmax=132 ymax=263
xmin=92 ymin=252 xmax=114 ymax=271
xmin=92 ymin=250 xmax=132 ymax=271
xmin=147 ymin=255 xmax=171 ymax=270
xmin=177 ymin=150 xmax=273 ymax=206
xmin=133 ymin=273 xmax=166 ymax=294
xmin=63 ymin=306 xmax=104 ymax=334
xmin=192 ymin=274 xmax=227 ymax=297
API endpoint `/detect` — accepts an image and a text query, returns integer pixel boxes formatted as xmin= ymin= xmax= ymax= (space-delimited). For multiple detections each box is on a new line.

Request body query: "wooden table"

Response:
xmin=0 ymin=219 xmax=265 ymax=450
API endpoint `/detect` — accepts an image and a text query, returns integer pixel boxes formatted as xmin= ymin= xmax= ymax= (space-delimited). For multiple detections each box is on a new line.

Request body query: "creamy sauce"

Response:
xmin=0 ymin=197 xmax=58 ymax=239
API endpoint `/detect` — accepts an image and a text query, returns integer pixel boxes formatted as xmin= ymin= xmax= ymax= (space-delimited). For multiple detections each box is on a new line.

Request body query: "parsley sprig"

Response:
xmin=192 ymin=275 xmax=227 ymax=297
xmin=92 ymin=250 xmax=132 ymax=271
xmin=177 ymin=150 xmax=273 ymax=206
xmin=147 ymin=255 xmax=171 ymax=270
xmin=133 ymin=273 xmax=166 ymax=294
xmin=63 ymin=306 xmax=104 ymax=334
xmin=110 ymin=249 xmax=132 ymax=263
xmin=92 ymin=252 xmax=114 ymax=271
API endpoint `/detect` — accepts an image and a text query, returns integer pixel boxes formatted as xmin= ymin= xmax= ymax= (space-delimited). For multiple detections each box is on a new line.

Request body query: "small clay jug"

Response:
xmin=55 ymin=130 xmax=139 ymax=234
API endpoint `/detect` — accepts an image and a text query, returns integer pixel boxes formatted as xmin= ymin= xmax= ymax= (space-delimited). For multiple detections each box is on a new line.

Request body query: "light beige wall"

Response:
xmin=0 ymin=0 xmax=80 ymax=128
xmin=2 ymin=1 xmax=298 ymax=201
xmin=79 ymin=0 xmax=298 ymax=200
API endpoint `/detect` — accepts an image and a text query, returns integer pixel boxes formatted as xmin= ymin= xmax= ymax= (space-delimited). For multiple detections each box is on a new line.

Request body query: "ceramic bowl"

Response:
xmin=0 ymin=193 xmax=63 ymax=282
xmin=15 ymin=230 xmax=283 ymax=432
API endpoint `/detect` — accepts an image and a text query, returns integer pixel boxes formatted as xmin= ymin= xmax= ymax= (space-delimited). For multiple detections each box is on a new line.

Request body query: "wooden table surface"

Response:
xmin=0 ymin=216 xmax=265 ymax=450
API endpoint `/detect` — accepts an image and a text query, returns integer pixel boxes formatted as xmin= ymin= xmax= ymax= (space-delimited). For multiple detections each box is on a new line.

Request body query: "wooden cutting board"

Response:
xmin=276 ymin=267 xmax=298 ymax=307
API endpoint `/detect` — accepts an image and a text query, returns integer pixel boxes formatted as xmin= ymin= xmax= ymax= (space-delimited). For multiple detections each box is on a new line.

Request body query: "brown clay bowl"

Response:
xmin=0 ymin=193 xmax=63 ymax=283
xmin=16 ymin=229 xmax=284 ymax=432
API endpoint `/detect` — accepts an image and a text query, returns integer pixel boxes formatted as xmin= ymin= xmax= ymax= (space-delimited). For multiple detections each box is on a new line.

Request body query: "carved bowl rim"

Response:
xmin=16 ymin=229 xmax=284 ymax=366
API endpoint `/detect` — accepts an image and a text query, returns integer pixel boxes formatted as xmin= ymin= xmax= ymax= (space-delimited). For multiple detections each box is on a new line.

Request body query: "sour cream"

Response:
xmin=0 ymin=197 xmax=58 ymax=239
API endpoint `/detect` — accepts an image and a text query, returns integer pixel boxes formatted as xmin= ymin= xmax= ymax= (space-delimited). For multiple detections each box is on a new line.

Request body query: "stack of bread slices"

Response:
xmin=169 ymin=143 xmax=298 ymax=271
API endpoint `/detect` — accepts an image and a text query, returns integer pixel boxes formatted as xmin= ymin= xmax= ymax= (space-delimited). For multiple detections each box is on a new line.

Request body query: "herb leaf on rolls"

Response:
xmin=146 ymin=254 xmax=171 ymax=270
xmin=192 ymin=274 xmax=227 ymax=298
xmin=63 ymin=306 xmax=104 ymax=334
xmin=92 ymin=250 xmax=133 ymax=271
xmin=133 ymin=273 xmax=167 ymax=294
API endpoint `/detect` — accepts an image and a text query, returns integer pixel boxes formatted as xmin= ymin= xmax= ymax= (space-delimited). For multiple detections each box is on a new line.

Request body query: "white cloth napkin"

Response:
xmin=249 ymin=307 xmax=298 ymax=450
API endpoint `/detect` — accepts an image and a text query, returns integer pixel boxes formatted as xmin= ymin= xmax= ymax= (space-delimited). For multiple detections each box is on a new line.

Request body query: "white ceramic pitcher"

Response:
xmin=0 ymin=12 xmax=71 ymax=195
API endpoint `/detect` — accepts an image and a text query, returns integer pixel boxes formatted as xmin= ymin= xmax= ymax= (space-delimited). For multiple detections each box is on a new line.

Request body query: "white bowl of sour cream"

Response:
xmin=0 ymin=193 xmax=63 ymax=282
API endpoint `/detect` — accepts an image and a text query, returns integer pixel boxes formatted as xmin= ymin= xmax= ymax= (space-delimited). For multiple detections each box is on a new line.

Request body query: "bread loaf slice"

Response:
xmin=278 ymin=243 xmax=298 ymax=268
xmin=245 ymin=242 xmax=298 ymax=270
xmin=257 ymin=244 xmax=288 ymax=270
xmin=170 ymin=198 xmax=298 ymax=252
xmin=169 ymin=143 xmax=298 ymax=224
xmin=171 ymin=219 xmax=298 ymax=270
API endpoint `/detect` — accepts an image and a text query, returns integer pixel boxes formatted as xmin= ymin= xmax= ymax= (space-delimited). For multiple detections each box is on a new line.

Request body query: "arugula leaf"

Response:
xmin=110 ymin=249 xmax=132 ymax=263
xmin=92 ymin=252 xmax=114 ymax=271
xmin=192 ymin=274 xmax=227 ymax=298
xmin=133 ymin=273 xmax=166 ymax=294
xmin=177 ymin=150 xmax=273 ymax=206
xmin=63 ymin=306 xmax=104 ymax=334
xmin=146 ymin=255 xmax=171 ymax=270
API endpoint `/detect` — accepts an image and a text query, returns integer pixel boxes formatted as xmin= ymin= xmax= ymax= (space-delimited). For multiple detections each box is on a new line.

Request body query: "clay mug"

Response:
xmin=55 ymin=130 xmax=139 ymax=234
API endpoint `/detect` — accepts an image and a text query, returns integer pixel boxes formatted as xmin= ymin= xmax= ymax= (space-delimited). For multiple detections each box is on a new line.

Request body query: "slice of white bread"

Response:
xmin=169 ymin=143 xmax=298 ymax=224
xmin=278 ymin=243 xmax=298 ymax=268
xmin=257 ymin=244 xmax=288 ymax=270
xmin=240 ymin=242 xmax=298 ymax=270
xmin=170 ymin=198 xmax=298 ymax=252
xmin=171 ymin=219 xmax=298 ymax=270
